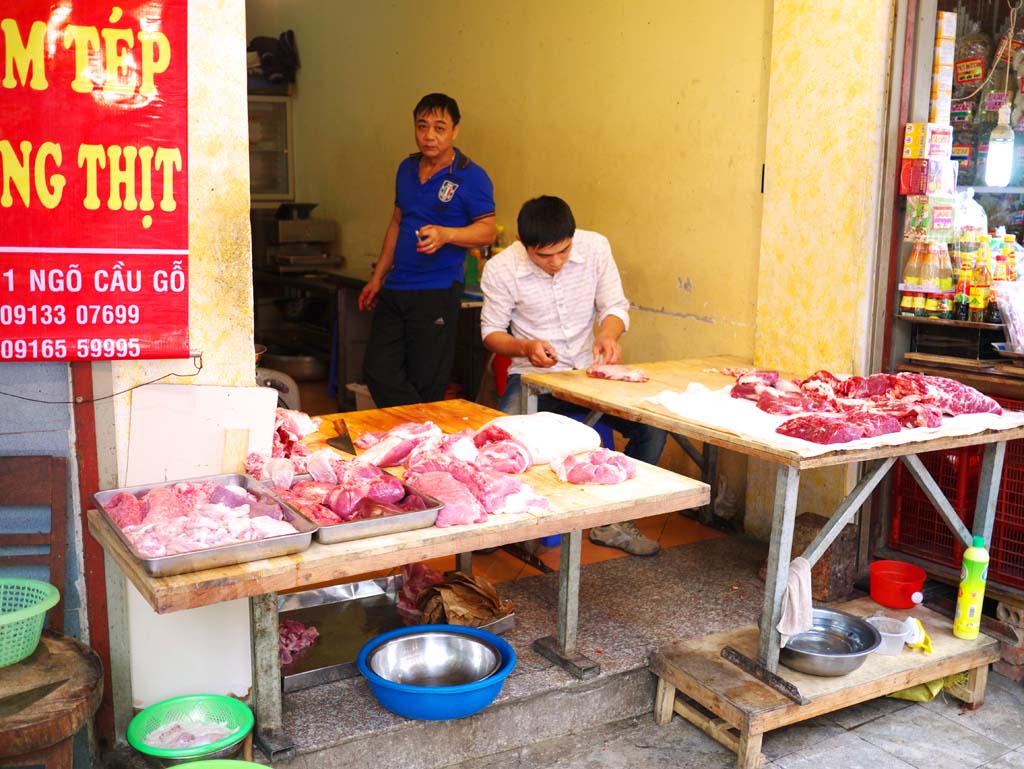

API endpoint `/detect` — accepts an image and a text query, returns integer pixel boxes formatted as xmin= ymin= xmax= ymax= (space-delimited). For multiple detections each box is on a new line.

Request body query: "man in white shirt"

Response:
xmin=480 ymin=195 xmax=667 ymax=556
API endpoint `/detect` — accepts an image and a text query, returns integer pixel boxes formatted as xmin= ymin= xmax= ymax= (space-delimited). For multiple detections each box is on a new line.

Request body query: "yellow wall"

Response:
xmin=105 ymin=1 xmax=255 ymax=484
xmin=745 ymin=0 xmax=896 ymax=538
xmin=245 ymin=0 xmax=771 ymax=367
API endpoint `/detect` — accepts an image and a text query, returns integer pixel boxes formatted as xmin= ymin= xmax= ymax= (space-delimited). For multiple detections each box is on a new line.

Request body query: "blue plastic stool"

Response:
xmin=539 ymin=535 xmax=561 ymax=547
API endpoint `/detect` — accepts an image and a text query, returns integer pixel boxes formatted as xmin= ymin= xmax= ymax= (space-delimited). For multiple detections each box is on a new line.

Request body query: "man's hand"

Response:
xmin=592 ymin=335 xmax=621 ymax=366
xmin=415 ymin=225 xmax=450 ymax=254
xmin=524 ymin=340 xmax=559 ymax=368
xmin=358 ymin=277 xmax=383 ymax=311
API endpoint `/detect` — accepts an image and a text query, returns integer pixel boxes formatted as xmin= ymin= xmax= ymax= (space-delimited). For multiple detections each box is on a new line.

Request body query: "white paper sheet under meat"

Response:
xmin=644 ymin=384 xmax=1024 ymax=458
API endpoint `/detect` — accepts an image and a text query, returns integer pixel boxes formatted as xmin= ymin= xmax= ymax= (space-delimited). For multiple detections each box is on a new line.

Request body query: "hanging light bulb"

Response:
xmin=986 ymin=103 xmax=1015 ymax=187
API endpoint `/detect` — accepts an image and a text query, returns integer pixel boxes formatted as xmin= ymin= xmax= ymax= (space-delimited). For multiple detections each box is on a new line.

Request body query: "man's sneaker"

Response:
xmin=588 ymin=521 xmax=660 ymax=556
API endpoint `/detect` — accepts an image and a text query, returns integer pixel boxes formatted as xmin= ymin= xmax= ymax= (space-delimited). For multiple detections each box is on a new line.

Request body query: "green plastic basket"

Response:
xmin=177 ymin=762 xmax=263 ymax=768
xmin=0 ymin=578 xmax=60 ymax=668
xmin=126 ymin=694 xmax=254 ymax=761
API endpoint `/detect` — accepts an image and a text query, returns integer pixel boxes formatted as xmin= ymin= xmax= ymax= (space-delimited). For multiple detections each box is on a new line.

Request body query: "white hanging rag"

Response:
xmin=776 ymin=557 xmax=813 ymax=648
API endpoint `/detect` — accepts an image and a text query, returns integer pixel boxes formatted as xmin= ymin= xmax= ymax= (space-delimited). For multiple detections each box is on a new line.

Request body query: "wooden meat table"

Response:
xmin=650 ymin=597 xmax=1000 ymax=769
xmin=88 ymin=399 xmax=708 ymax=760
xmin=521 ymin=356 xmax=1024 ymax=677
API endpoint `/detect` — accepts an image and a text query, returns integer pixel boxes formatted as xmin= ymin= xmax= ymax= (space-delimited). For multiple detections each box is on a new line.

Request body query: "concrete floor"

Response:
xmin=103 ymin=532 xmax=1024 ymax=768
xmin=447 ymin=671 xmax=1024 ymax=769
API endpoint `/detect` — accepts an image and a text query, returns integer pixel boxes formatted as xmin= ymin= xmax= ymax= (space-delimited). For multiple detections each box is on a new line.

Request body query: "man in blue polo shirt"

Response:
xmin=359 ymin=93 xmax=497 ymax=407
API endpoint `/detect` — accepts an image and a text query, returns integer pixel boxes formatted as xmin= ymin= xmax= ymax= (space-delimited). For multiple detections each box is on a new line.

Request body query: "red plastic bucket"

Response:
xmin=870 ymin=560 xmax=926 ymax=609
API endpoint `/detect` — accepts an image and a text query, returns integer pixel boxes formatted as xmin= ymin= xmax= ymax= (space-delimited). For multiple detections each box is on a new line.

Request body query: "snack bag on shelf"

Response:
xmin=993 ymin=280 xmax=1024 ymax=351
xmin=953 ymin=19 xmax=991 ymax=101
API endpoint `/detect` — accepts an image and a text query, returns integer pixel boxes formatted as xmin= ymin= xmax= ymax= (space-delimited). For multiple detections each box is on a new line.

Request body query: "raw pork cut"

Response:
xmin=474 ymin=412 xmax=601 ymax=465
xmin=586 ymin=364 xmax=649 ymax=382
xmin=551 ymin=449 xmax=637 ymax=484
xmin=279 ymin=618 xmax=319 ymax=666
xmin=355 ymin=422 xmax=444 ymax=466
xmin=405 ymin=452 xmax=546 ymax=514
xmin=403 ymin=471 xmax=487 ymax=526
xmin=474 ymin=440 xmax=531 ymax=474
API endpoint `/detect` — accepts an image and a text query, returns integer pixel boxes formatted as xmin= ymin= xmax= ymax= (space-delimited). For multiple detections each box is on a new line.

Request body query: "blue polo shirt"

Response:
xmin=385 ymin=148 xmax=495 ymax=291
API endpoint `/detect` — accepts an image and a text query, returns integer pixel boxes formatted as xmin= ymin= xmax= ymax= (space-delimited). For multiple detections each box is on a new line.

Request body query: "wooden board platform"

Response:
xmin=650 ymin=597 xmax=1000 ymax=769
xmin=88 ymin=400 xmax=709 ymax=614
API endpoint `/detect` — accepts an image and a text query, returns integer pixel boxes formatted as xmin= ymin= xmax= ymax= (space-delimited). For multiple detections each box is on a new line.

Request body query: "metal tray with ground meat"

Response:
xmin=92 ymin=473 xmax=318 ymax=577
xmin=282 ymin=474 xmax=443 ymax=544
xmin=278 ymin=577 xmax=515 ymax=692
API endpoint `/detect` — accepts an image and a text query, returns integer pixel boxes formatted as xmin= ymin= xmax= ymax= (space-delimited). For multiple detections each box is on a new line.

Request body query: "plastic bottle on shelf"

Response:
xmin=920 ymin=242 xmax=942 ymax=317
xmin=953 ymin=536 xmax=990 ymax=641
xmin=900 ymin=242 xmax=925 ymax=316
xmin=953 ymin=252 xmax=973 ymax=321
xmin=969 ymin=235 xmax=993 ymax=322
xmin=985 ymin=245 xmax=1007 ymax=323
xmin=1005 ymin=234 xmax=1018 ymax=281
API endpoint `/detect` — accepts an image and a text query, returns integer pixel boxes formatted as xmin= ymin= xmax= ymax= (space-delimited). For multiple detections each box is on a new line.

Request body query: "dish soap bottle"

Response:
xmin=953 ymin=536 xmax=990 ymax=640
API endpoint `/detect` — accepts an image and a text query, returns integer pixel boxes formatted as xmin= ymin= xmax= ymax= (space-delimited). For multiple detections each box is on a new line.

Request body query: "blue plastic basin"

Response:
xmin=357 ymin=624 xmax=516 ymax=720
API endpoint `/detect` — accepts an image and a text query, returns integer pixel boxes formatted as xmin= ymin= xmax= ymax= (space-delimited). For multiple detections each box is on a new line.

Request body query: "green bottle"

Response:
xmin=953 ymin=536 xmax=990 ymax=640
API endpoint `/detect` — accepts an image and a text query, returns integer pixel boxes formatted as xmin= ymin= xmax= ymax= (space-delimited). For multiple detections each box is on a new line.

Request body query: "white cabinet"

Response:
xmin=248 ymin=95 xmax=294 ymax=202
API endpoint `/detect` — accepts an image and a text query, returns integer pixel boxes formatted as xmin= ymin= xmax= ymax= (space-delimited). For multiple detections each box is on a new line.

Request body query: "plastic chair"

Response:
xmin=0 ymin=456 xmax=67 ymax=632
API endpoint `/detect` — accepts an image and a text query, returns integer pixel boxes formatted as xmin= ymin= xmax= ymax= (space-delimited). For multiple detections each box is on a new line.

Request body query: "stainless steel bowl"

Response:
xmin=367 ymin=630 xmax=501 ymax=687
xmin=779 ymin=607 xmax=881 ymax=677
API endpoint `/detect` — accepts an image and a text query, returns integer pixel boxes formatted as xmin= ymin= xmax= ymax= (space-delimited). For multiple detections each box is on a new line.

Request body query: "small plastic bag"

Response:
xmin=993 ymin=281 xmax=1024 ymax=351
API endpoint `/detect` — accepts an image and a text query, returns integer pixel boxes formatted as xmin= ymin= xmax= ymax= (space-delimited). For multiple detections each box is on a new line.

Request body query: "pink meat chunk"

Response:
xmin=279 ymin=618 xmax=319 ymax=666
xmin=404 ymin=471 xmax=487 ymax=526
xmin=355 ymin=422 xmax=444 ymax=466
xmin=551 ymin=449 xmax=638 ymax=484
xmin=586 ymin=364 xmax=649 ymax=382
xmin=105 ymin=492 xmax=145 ymax=527
xmin=475 ymin=440 xmax=531 ymax=473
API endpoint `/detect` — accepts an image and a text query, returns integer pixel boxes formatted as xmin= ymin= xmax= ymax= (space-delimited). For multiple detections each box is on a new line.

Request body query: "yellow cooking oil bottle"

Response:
xmin=953 ymin=536 xmax=990 ymax=640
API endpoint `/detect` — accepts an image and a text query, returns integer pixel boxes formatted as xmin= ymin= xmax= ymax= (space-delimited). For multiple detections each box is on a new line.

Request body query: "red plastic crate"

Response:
xmin=889 ymin=446 xmax=980 ymax=568
xmin=992 ymin=397 xmax=1024 ymax=589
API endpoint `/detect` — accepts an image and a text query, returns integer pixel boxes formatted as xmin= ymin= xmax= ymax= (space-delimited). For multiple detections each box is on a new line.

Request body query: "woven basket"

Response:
xmin=0 ymin=579 xmax=59 ymax=668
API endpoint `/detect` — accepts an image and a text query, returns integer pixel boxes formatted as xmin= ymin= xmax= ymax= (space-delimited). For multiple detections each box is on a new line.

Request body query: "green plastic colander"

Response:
xmin=126 ymin=694 xmax=254 ymax=762
xmin=0 ymin=578 xmax=60 ymax=668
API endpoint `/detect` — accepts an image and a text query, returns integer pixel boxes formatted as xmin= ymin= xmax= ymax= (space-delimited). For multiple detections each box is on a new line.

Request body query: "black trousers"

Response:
xmin=363 ymin=283 xmax=463 ymax=407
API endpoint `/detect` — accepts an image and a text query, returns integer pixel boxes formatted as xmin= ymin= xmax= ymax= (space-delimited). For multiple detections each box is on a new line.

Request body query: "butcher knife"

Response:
xmin=327 ymin=418 xmax=356 ymax=454
xmin=0 ymin=677 xmax=68 ymax=719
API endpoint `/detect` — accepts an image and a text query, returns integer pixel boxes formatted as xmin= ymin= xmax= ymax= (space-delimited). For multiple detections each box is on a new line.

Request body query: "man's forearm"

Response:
xmin=483 ymin=331 xmax=527 ymax=358
xmin=446 ymin=216 xmax=497 ymax=248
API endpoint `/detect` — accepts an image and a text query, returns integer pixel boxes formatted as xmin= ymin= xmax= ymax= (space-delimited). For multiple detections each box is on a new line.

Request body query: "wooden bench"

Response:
xmin=650 ymin=597 xmax=1000 ymax=769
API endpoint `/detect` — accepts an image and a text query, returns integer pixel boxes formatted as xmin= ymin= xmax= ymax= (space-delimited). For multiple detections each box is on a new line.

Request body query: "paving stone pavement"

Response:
xmin=444 ymin=672 xmax=1024 ymax=769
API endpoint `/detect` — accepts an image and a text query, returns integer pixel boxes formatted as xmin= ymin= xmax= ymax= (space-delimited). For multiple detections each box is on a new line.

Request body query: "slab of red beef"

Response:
xmin=730 ymin=368 xmax=1001 ymax=446
xmin=776 ymin=412 xmax=901 ymax=444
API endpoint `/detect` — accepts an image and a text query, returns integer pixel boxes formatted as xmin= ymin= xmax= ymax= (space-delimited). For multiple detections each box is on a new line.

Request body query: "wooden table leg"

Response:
xmin=945 ymin=663 xmax=990 ymax=709
xmin=532 ymin=529 xmax=600 ymax=679
xmin=973 ymin=441 xmax=1007 ymax=545
xmin=736 ymin=730 xmax=765 ymax=769
xmin=757 ymin=465 xmax=799 ymax=672
xmin=250 ymin=593 xmax=296 ymax=761
xmin=654 ymin=677 xmax=676 ymax=725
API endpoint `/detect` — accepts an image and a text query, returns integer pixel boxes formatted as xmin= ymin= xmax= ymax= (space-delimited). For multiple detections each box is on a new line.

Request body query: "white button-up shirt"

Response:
xmin=480 ymin=229 xmax=631 ymax=377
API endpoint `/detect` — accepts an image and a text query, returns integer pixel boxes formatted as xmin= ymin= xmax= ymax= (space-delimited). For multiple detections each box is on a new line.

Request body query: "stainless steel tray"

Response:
xmin=287 ymin=474 xmax=442 ymax=544
xmin=93 ymin=473 xmax=317 ymax=577
xmin=278 ymin=577 xmax=515 ymax=692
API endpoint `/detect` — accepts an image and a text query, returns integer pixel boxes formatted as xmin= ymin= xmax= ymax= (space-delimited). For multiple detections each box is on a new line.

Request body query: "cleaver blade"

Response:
xmin=0 ymin=678 xmax=68 ymax=719
xmin=327 ymin=418 xmax=356 ymax=454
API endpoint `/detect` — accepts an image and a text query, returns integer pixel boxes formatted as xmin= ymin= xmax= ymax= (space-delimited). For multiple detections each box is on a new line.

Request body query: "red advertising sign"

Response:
xmin=1 ymin=1 xmax=189 ymax=361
